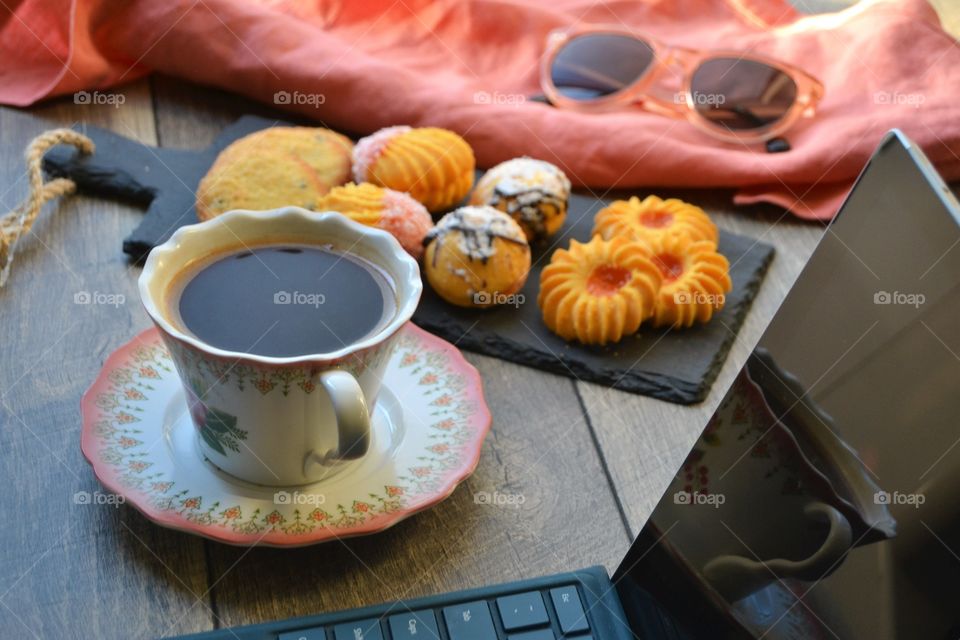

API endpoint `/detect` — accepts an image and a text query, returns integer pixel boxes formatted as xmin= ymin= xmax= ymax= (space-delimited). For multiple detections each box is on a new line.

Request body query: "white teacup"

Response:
xmin=138 ymin=207 xmax=422 ymax=486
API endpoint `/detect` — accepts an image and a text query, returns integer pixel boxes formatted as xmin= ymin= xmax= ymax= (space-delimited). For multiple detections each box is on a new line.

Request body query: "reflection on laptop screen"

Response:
xmin=616 ymin=133 xmax=960 ymax=640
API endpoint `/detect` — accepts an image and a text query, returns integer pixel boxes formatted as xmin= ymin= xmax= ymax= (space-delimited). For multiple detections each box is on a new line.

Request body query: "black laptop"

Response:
xmin=175 ymin=130 xmax=960 ymax=640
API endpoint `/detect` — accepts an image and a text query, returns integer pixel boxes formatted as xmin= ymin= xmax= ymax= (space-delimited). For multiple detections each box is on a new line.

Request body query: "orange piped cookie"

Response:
xmin=353 ymin=126 xmax=476 ymax=212
xmin=317 ymin=182 xmax=433 ymax=258
xmin=593 ymin=195 xmax=718 ymax=246
xmin=648 ymin=234 xmax=732 ymax=328
xmin=538 ymin=236 xmax=662 ymax=345
xmin=196 ymin=127 xmax=353 ymax=220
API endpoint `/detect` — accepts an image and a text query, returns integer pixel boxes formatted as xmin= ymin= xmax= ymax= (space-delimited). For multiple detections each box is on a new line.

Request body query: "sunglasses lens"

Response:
xmin=550 ymin=34 xmax=654 ymax=101
xmin=690 ymin=57 xmax=798 ymax=131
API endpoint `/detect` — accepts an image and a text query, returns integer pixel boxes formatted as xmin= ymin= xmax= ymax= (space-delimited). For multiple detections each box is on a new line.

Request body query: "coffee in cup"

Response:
xmin=138 ymin=208 xmax=422 ymax=486
xmin=167 ymin=244 xmax=397 ymax=358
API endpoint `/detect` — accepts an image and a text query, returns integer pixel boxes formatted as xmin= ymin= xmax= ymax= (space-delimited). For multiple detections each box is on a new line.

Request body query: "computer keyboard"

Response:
xmin=280 ymin=584 xmax=590 ymax=640
xmin=172 ymin=567 xmax=632 ymax=640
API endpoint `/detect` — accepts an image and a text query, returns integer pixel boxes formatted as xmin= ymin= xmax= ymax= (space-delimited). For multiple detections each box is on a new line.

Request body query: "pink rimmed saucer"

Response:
xmin=81 ymin=324 xmax=490 ymax=547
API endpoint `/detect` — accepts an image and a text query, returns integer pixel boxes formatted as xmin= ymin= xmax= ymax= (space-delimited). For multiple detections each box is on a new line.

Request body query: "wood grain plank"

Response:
xmin=149 ymin=83 xmax=631 ymax=632
xmin=0 ymin=81 xmax=212 ymax=639
xmin=151 ymin=75 xmax=284 ymax=149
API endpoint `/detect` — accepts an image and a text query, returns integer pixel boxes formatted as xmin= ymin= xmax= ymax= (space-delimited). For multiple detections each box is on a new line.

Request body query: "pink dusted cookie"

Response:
xmin=352 ymin=126 xmax=412 ymax=184
xmin=317 ymin=182 xmax=433 ymax=258
xmin=352 ymin=125 xmax=475 ymax=212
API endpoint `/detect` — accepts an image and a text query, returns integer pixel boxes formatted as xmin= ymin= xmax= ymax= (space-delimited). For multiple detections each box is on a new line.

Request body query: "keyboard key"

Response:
xmin=496 ymin=592 xmax=549 ymax=630
xmin=279 ymin=628 xmax=326 ymax=640
xmin=333 ymin=618 xmax=383 ymax=640
xmin=549 ymin=587 xmax=589 ymax=634
xmin=388 ymin=610 xmax=440 ymax=640
xmin=507 ymin=630 xmax=555 ymax=640
xmin=443 ymin=601 xmax=497 ymax=640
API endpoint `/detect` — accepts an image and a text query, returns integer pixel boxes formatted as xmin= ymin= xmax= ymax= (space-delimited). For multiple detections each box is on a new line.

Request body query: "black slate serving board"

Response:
xmin=44 ymin=116 xmax=773 ymax=404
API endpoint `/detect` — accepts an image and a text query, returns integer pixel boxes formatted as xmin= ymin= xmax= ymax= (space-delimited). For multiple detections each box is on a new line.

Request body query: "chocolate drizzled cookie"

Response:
xmin=470 ymin=157 xmax=571 ymax=242
xmin=424 ymin=205 xmax=528 ymax=265
xmin=422 ymin=206 xmax=531 ymax=309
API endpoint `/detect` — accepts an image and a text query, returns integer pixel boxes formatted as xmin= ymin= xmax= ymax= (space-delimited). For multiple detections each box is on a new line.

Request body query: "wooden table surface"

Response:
xmin=0 ymin=3 xmax=956 ymax=638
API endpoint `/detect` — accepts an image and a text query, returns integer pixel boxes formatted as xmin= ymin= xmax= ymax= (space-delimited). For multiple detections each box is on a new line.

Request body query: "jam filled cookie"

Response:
xmin=196 ymin=127 xmax=353 ymax=220
xmin=318 ymin=183 xmax=433 ymax=258
xmin=470 ymin=157 xmax=571 ymax=242
xmin=538 ymin=236 xmax=661 ymax=345
xmin=648 ymin=234 xmax=732 ymax=328
xmin=593 ymin=195 xmax=718 ymax=247
xmin=353 ymin=126 xmax=475 ymax=212
xmin=423 ymin=206 xmax=530 ymax=308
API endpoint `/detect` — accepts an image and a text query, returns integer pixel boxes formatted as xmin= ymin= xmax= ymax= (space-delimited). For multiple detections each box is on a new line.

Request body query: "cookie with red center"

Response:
xmin=592 ymin=195 xmax=718 ymax=246
xmin=648 ymin=234 xmax=732 ymax=328
xmin=538 ymin=235 xmax=661 ymax=345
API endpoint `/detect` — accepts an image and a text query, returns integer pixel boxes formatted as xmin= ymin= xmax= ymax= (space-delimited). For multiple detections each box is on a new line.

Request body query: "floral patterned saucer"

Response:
xmin=81 ymin=324 xmax=490 ymax=547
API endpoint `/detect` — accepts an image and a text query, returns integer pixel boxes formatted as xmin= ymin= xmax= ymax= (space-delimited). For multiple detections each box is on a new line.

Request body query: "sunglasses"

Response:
xmin=540 ymin=26 xmax=824 ymax=146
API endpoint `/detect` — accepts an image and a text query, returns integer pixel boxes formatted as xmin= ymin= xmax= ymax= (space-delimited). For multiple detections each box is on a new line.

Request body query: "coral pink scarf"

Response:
xmin=2 ymin=0 xmax=958 ymax=219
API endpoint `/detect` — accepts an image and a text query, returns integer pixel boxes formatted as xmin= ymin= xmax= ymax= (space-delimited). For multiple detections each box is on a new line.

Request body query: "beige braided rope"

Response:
xmin=0 ymin=129 xmax=95 ymax=287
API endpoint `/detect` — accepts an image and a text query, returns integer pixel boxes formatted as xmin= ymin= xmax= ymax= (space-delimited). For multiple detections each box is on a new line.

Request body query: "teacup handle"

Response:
xmin=702 ymin=502 xmax=853 ymax=602
xmin=314 ymin=370 xmax=371 ymax=462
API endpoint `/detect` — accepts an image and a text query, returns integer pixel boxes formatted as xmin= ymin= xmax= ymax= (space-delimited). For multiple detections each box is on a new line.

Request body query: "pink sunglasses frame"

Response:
xmin=540 ymin=25 xmax=825 ymax=144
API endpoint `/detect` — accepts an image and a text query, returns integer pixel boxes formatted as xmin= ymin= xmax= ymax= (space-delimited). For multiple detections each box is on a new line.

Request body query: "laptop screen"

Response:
xmin=614 ymin=133 xmax=960 ymax=640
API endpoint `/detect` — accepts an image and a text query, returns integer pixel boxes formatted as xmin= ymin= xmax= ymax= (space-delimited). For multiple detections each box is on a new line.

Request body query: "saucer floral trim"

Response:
xmin=86 ymin=328 xmax=483 ymax=540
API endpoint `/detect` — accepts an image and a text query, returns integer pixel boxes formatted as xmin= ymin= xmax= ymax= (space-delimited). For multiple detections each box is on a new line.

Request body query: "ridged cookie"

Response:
xmin=593 ymin=195 xmax=718 ymax=247
xmin=317 ymin=182 xmax=433 ymax=258
xmin=538 ymin=236 xmax=661 ymax=345
xmin=353 ymin=126 xmax=475 ymax=212
xmin=648 ymin=234 xmax=732 ymax=328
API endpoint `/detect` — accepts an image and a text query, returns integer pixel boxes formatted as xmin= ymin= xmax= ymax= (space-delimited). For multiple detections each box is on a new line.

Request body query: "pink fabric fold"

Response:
xmin=2 ymin=0 xmax=959 ymax=220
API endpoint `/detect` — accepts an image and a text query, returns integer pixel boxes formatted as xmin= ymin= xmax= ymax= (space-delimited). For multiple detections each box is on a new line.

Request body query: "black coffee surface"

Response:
xmin=176 ymin=246 xmax=393 ymax=357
